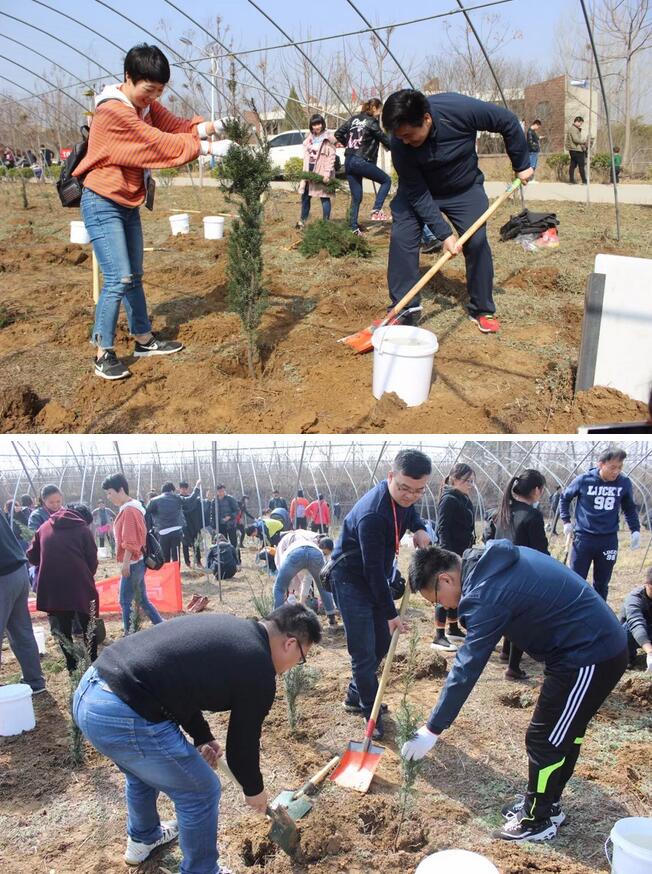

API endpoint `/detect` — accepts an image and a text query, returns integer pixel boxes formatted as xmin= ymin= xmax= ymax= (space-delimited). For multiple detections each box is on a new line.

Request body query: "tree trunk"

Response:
xmin=623 ymin=53 xmax=633 ymax=165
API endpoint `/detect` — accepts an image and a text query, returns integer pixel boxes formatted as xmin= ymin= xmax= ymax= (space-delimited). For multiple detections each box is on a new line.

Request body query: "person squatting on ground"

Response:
xmin=335 ymin=98 xmax=392 ymax=234
xmin=484 ymin=469 xmax=549 ymax=680
xmin=560 ymin=448 xmax=640 ymax=602
xmin=330 ymin=449 xmax=432 ymax=738
xmin=73 ymin=44 xmax=233 ymax=381
xmin=73 ymin=603 xmax=321 ymax=873
xmin=179 ymin=480 xmax=204 ymax=569
xmin=403 ymin=541 xmax=628 ymax=843
xmin=305 ymin=494 xmax=330 ymax=534
xmin=273 ymin=529 xmax=338 ymax=625
xmin=246 ymin=515 xmax=285 ymax=548
xmin=103 ymin=473 xmax=163 ymax=634
xmin=147 ymin=480 xmax=201 ymax=564
xmin=28 ymin=484 xmax=63 ymax=531
xmin=27 ymin=503 xmax=100 ymax=673
xmin=92 ymin=499 xmax=116 ymax=553
xmin=381 ymin=89 xmax=534 ymax=332
xmin=206 ymin=535 xmax=239 ymax=581
xmin=0 ymin=511 xmax=46 ymax=694
xmin=432 ymin=463 xmax=476 ymax=652
xmin=290 ymin=490 xmax=309 ymax=529
xmin=296 ymin=114 xmax=337 ymax=229
xmin=620 ymin=565 xmax=652 ymax=672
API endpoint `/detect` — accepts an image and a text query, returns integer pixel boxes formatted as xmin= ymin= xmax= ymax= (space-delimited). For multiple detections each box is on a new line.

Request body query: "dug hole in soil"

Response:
xmin=1 ymin=530 xmax=650 ymax=873
xmin=0 ymin=186 xmax=649 ymax=434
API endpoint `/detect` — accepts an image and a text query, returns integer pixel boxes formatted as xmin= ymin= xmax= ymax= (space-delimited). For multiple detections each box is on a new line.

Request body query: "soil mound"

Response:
xmin=0 ymin=384 xmax=44 ymax=432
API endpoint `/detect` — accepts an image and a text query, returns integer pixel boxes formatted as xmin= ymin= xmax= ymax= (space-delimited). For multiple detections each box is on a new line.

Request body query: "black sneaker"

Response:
xmin=501 ymin=795 xmax=566 ymax=827
xmin=327 ymin=613 xmax=338 ymax=627
xmin=94 ymin=350 xmax=131 ymax=380
xmin=492 ymin=811 xmax=557 ymax=842
xmin=421 ymin=238 xmax=443 ymax=254
xmin=431 ymin=633 xmax=457 ymax=652
xmin=134 ymin=335 xmax=184 ymax=356
xmin=447 ymin=625 xmax=466 ymax=643
xmin=343 ymin=697 xmax=388 ymax=715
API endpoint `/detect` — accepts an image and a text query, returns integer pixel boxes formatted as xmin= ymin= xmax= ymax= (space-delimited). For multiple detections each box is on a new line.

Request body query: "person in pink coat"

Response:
xmin=296 ymin=113 xmax=337 ymax=229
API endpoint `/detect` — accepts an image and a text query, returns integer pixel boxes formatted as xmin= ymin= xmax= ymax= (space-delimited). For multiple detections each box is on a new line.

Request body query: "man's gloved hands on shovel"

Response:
xmin=401 ymin=725 xmax=440 ymax=761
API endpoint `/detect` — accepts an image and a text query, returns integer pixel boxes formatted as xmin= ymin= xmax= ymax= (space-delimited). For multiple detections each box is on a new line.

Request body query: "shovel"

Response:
xmin=562 ymin=531 xmax=573 ymax=566
xmin=269 ymin=756 xmax=340 ymax=821
xmin=339 ymin=178 xmax=522 ymax=353
xmin=330 ymin=588 xmax=410 ymax=793
xmin=214 ymin=758 xmax=299 ymax=855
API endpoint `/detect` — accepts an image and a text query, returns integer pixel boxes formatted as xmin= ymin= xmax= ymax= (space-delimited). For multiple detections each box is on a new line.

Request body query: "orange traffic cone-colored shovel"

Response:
xmin=330 ymin=588 xmax=410 ymax=792
xmin=338 ymin=179 xmax=522 ymax=353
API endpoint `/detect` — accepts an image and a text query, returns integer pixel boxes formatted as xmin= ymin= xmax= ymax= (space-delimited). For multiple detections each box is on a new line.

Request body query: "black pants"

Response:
xmin=310 ymin=522 xmax=328 ymax=534
xmin=523 ymin=648 xmax=627 ymax=820
xmin=435 ymin=606 xmax=459 ymax=626
xmin=236 ymin=523 xmax=246 ymax=548
xmin=48 ymin=611 xmax=98 ymax=674
xmin=568 ymin=150 xmax=587 ymax=184
xmin=182 ymin=538 xmax=201 ymax=567
xmin=294 ymin=517 xmax=307 ymax=530
xmin=219 ymin=524 xmax=241 ymax=563
xmin=159 ymin=530 xmax=182 ymax=563
xmin=502 ymin=636 xmax=523 ymax=671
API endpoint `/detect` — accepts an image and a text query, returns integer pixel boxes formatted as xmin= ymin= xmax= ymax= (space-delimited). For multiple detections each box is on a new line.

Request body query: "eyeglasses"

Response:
xmin=289 ymin=635 xmax=307 ymax=665
xmin=394 ymin=482 xmax=427 ymax=497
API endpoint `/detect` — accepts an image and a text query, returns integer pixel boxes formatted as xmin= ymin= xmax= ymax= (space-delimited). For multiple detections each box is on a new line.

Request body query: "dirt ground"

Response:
xmin=0 ymin=183 xmax=649 ymax=435
xmin=1 ymin=529 xmax=650 ymax=874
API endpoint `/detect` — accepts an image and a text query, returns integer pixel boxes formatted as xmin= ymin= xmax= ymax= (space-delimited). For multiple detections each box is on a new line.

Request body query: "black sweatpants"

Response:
xmin=49 ymin=611 xmax=98 ymax=673
xmin=159 ymin=530 xmax=182 ymax=563
xmin=182 ymin=530 xmax=201 ymax=566
xmin=295 ymin=517 xmax=307 ymax=530
xmin=523 ymin=648 xmax=627 ymax=820
xmin=568 ymin=150 xmax=587 ymax=184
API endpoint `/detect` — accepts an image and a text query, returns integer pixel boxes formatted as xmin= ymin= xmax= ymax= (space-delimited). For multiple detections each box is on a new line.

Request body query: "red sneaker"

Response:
xmin=370 ymin=210 xmax=390 ymax=221
xmin=470 ymin=314 xmax=501 ymax=333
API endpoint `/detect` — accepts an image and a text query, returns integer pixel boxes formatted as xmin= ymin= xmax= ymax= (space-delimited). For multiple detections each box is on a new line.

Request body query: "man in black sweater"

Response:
xmin=331 ymin=449 xmax=432 ymax=738
xmin=620 ymin=566 xmax=652 ymax=671
xmin=381 ymin=90 xmax=533 ymax=333
xmin=148 ymin=480 xmax=201 ymax=563
xmin=179 ymin=480 xmax=204 ymax=568
xmin=73 ymin=603 xmax=321 ymax=871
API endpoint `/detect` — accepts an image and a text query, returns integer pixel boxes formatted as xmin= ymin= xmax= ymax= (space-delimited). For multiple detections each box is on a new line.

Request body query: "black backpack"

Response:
xmin=56 ymin=125 xmax=90 ymax=207
xmin=143 ymin=528 xmax=165 ymax=571
xmin=207 ymin=543 xmax=238 ymax=579
xmin=499 ymin=208 xmax=559 ymax=241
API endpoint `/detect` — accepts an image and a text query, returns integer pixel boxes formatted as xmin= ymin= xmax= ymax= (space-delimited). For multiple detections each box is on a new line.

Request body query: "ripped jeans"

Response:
xmin=81 ymin=187 xmax=152 ymax=349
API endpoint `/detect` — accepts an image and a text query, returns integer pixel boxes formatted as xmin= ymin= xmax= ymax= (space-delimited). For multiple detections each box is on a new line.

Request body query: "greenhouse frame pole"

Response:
xmin=194 ymin=444 xmax=212 ymax=586
xmin=369 ymin=441 xmax=388 ymax=488
xmin=293 ymin=442 xmax=307 ymax=521
xmin=9 ymin=472 xmax=22 ymax=532
xmin=344 ymin=0 xmax=414 ymax=88
xmin=113 ymin=441 xmax=125 ymax=476
xmin=11 ymin=441 xmax=36 ymax=497
xmin=0 ymin=51 xmax=88 ymax=115
xmin=211 ymin=442 xmax=223 ymax=602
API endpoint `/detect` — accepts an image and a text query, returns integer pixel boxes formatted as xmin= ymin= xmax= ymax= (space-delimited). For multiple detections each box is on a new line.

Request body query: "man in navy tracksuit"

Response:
xmin=403 ymin=541 xmax=627 ymax=843
xmin=560 ymin=448 xmax=640 ymax=601
xmin=381 ymin=90 xmax=533 ymax=332
xmin=330 ymin=449 xmax=432 ymax=738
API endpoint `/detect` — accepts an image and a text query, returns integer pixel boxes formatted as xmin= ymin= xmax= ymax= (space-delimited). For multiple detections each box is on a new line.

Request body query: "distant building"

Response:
xmin=524 ymin=74 xmax=599 ymax=152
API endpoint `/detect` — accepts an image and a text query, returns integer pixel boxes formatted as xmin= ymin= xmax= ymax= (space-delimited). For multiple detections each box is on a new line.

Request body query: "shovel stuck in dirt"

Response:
xmin=338 ymin=179 xmax=522 ymax=354
xmin=269 ymin=756 xmax=340 ymax=821
xmin=330 ymin=589 xmax=410 ymax=793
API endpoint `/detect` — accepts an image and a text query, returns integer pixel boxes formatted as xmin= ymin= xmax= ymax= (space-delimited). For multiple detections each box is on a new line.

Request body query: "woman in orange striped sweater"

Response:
xmin=75 ymin=44 xmax=232 ymax=380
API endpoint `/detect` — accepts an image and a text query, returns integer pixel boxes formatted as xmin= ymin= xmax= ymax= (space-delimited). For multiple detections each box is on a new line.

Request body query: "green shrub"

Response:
xmin=300 ymin=171 xmax=343 ymax=194
xmin=46 ymin=164 xmax=62 ymax=180
xmin=300 ymin=219 xmax=371 ymax=258
xmin=157 ymin=166 xmax=180 ymax=187
xmin=284 ymin=156 xmax=304 ymax=189
xmin=546 ymin=152 xmax=570 ymax=181
xmin=283 ymin=664 xmax=319 ymax=734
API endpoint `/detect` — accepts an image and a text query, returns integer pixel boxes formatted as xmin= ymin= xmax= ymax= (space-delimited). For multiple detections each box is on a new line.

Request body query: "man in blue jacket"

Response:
xmin=381 ymin=90 xmax=533 ymax=332
xmin=402 ymin=541 xmax=628 ymax=843
xmin=330 ymin=449 xmax=432 ymax=738
xmin=560 ymin=448 xmax=640 ymax=601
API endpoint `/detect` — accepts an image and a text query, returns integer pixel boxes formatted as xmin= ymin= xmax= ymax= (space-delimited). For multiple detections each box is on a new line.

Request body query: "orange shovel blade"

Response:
xmin=330 ymin=740 xmax=384 ymax=792
xmin=338 ymin=325 xmax=375 ymax=353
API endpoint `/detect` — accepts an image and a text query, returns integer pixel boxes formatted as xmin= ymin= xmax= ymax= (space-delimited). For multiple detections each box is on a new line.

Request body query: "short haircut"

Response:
xmin=297 ymin=489 xmax=304 ymax=497
xmin=41 ymin=484 xmax=62 ymax=500
xmin=216 ymin=483 xmax=225 ymax=490
xmin=318 ymin=536 xmax=334 ymax=551
xmin=309 ymin=113 xmax=325 ymax=130
xmin=613 ymin=145 xmax=620 ymax=152
xmin=147 ymin=489 xmax=157 ymax=499
xmin=179 ymin=480 xmax=189 ymax=489
xmin=392 ymin=448 xmax=432 ymax=479
xmin=66 ymin=502 xmax=93 ymax=525
xmin=161 ymin=482 xmax=175 ymax=493
xmin=574 ymin=115 xmax=584 ymax=123
xmin=124 ymin=44 xmax=170 ymax=85
xmin=408 ymin=546 xmax=461 ymax=594
xmin=382 ymin=89 xmax=430 ymax=132
xmin=532 ymin=119 xmax=542 ymax=126
xmin=102 ymin=473 xmax=129 ymax=494
xmin=20 ymin=494 xmax=33 ymax=506
xmin=265 ymin=602 xmax=322 ymax=646
xmin=598 ymin=448 xmax=627 ymax=464
xmin=318 ymin=493 xmax=324 ymax=500
xmin=245 ymin=524 xmax=258 ymax=536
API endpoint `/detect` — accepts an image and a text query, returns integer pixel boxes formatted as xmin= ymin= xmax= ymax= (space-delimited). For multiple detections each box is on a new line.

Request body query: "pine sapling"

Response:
xmin=129 ymin=584 xmax=143 ymax=635
xmin=249 ymin=574 xmax=274 ymax=619
xmin=394 ymin=625 xmax=424 ymax=849
xmin=283 ymin=664 xmax=318 ymax=734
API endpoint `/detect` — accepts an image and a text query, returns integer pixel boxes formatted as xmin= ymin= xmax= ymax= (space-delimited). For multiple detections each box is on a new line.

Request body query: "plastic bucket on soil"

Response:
xmin=169 ymin=213 xmax=190 ymax=235
xmin=372 ymin=325 xmax=439 ymax=407
xmin=70 ymin=220 xmax=90 ymax=244
xmin=0 ymin=684 xmax=36 ymax=736
xmin=33 ymin=625 xmax=46 ymax=655
xmin=415 ymin=850 xmax=498 ymax=873
xmin=203 ymin=216 xmax=225 ymax=240
xmin=607 ymin=817 xmax=652 ymax=874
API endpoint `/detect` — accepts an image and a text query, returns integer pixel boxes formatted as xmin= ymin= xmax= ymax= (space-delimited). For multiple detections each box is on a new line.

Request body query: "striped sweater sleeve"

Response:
xmin=149 ymin=99 xmax=204 ymax=134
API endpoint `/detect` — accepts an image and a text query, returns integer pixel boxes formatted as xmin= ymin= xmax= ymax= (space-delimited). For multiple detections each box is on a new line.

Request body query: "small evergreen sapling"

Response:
xmin=283 ymin=663 xmax=318 ymax=734
xmin=394 ymin=625 xmax=424 ymax=849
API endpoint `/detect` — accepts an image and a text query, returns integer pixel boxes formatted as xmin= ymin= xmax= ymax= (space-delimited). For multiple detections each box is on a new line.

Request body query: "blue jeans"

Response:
xmin=300 ymin=188 xmax=332 ymax=222
xmin=345 ymin=155 xmax=391 ymax=230
xmin=273 ymin=545 xmax=336 ymax=614
xmin=81 ymin=187 xmax=152 ymax=349
xmin=529 ymin=152 xmax=539 ymax=170
xmin=119 ymin=559 xmax=163 ymax=633
xmin=73 ymin=667 xmax=221 ymax=874
xmin=332 ymin=576 xmax=391 ymax=716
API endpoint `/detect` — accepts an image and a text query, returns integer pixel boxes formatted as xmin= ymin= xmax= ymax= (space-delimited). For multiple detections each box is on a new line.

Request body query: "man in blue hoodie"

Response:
xmin=560 ymin=448 xmax=640 ymax=601
xmin=402 ymin=541 xmax=627 ymax=843
xmin=381 ymin=89 xmax=533 ymax=333
xmin=330 ymin=449 xmax=432 ymax=738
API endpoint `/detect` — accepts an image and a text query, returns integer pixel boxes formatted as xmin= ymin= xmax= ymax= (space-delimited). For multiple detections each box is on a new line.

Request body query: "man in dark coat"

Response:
xmin=179 ymin=480 xmax=204 ymax=568
xmin=215 ymin=484 xmax=241 ymax=554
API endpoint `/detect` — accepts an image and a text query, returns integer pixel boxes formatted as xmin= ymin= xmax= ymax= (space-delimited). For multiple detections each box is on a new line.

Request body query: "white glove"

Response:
xmin=200 ymin=139 xmax=234 ymax=158
xmin=197 ymin=120 xmax=226 ymax=139
xmin=646 ymin=652 xmax=652 ymax=673
xmin=563 ymin=523 xmax=573 ymax=536
xmin=401 ymin=725 xmax=439 ymax=761
xmin=630 ymin=531 xmax=640 ymax=550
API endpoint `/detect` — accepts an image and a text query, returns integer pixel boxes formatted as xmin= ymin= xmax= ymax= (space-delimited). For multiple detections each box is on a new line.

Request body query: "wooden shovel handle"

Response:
xmin=383 ymin=179 xmax=522 ymax=324
xmin=294 ymin=755 xmax=340 ymax=799
xmin=366 ymin=587 xmax=411 ymax=736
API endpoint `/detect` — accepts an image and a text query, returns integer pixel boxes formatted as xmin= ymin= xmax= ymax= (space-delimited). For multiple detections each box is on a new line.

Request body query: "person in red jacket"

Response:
xmin=27 ymin=503 xmax=99 ymax=673
xmin=305 ymin=494 xmax=331 ymax=534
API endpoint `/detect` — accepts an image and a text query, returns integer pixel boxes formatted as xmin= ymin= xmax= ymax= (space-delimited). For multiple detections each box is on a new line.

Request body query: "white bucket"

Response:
xmin=415 ymin=850 xmax=498 ymax=874
xmin=608 ymin=817 xmax=652 ymax=874
xmin=0 ymin=684 xmax=36 ymax=736
xmin=372 ymin=325 xmax=439 ymax=407
xmin=70 ymin=220 xmax=90 ymax=244
xmin=169 ymin=213 xmax=190 ymax=235
xmin=203 ymin=215 xmax=225 ymax=240
xmin=97 ymin=546 xmax=110 ymax=560
xmin=33 ymin=625 xmax=46 ymax=655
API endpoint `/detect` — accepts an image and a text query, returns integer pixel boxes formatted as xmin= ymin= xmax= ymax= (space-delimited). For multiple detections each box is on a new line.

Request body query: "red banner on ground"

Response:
xmin=28 ymin=562 xmax=183 ymax=615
